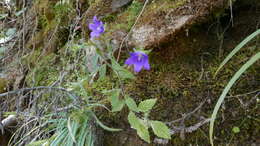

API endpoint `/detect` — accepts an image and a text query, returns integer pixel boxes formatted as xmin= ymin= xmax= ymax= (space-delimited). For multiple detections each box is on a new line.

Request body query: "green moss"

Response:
xmin=0 ymin=78 xmax=8 ymax=93
xmin=25 ymin=52 xmax=59 ymax=86
xmin=26 ymin=0 xmax=73 ymax=51
xmin=125 ymin=1 xmax=143 ymax=29
xmin=150 ymin=0 xmax=187 ymax=11
xmin=106 ymin=0 xmax=143 ymax=32
xmin=102 ymin=14 xmax=117 ymax=23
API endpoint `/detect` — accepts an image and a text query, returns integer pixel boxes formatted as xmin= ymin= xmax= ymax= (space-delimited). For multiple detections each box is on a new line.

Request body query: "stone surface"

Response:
xmin=111 ymin=0 xmax=133 ymax=12
xmin=128 ymin=0 xmax=228 ymax=48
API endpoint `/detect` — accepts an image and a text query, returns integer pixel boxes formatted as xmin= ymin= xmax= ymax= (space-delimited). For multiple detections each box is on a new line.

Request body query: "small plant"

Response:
xmin=87 ymin=15 xmax=171 ymax=143
xmin=209 ymin=29 xmax=260 ymax=146
xmin=8 ymin=13 xmax=171 ymax=145
xmin=127 ymin=98 xmax=171 ymax=142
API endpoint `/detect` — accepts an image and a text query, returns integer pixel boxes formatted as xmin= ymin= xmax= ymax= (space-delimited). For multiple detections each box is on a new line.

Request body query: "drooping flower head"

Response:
xmin=125 ymin=49 xmax=150 ymax=73
xmin=88 ymin=16 xmax=105 ymax=39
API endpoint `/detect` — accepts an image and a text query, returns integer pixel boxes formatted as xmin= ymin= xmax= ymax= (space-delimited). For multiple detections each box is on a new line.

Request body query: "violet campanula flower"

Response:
xmin=88 ymin=16 xmax=105 ymax=39
xmin=125 ymin=50 xmax=150 ymax=73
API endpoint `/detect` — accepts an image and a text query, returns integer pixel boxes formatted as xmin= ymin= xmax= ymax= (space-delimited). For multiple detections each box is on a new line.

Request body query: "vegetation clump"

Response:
xmin=0 ymin=0 xmax=259 ymax=145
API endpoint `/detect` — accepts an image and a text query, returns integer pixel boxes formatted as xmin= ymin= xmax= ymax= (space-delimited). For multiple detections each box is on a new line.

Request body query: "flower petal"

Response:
xmin=97 ymin=26 xmax=105 ymax=33
xmin=125 ymin=53 xmax=137 ymax=64
xmin=125 ymin=57 xmax=135 ymax=65
xmin=130 ymin=52 xmax=137 ymax=57
xmin=93 ymin=16 xmax=98 ymax=23
xmin=143 ymin=59 xmax=150 ymax=70
xmin=90 ymin=31 xmax=100 ymax=39
xmin=93 ymin=16 xmax=103 ymax=26
xmin=143 ymin=55 xmax=150 ymax=70
xmin=134 ymin=51 xmax=143 ymax=57
xmin=133 ymin=62 xmax=143 ymax=73
xmin=88 ymin=23 xmax=97 ymax=30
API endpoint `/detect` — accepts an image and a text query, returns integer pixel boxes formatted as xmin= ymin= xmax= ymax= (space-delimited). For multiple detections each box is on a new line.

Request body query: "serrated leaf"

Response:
xmin=111 ymin=59 xmax=135 ymax=80
xmin=138 ymin=99 xmax=157 ymax=113
xmin=128 ymin=112 xmax=150 ymax=143
xmin=125 ymin=96 xmax=139 ymax=112
xmin=150 ymin=121 xmax=171 ymax=139
xmin=136 ymin=124 xmax=150 ymax=143
xmin=107 ymin=89 xmax=125 ymax=112
xmin=128 ymin=112 xmax=140 ymax=129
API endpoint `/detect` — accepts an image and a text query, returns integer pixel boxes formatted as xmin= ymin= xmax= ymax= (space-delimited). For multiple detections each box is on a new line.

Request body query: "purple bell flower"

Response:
xmin=88 ymin=16 xmax=105 ymax=39
xmin=125 ymin=51 xmax=150 ymax=73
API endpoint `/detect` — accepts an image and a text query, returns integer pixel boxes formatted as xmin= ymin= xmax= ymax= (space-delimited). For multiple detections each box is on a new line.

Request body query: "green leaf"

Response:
xmin=6 ymin=28 xmax=16 ymax=36
xmin=128 ymin=112 xmax=150 ymax=143
xmin=232 ymin=126 xmax=240 ymax=134
xmin=0 ymin=35 xmax=13 ymax=44
xmin=125 ymin=96 xmax=139 ymax=112
xmin=136 ymin=126 xmax=150 ymax=143
xmin=111 ymin=59 xmax=135 ymax=80
xmin=15 ymin=8 xmax=27 ymax=16
xmin=138 ymin=99 xmax=157 ymax=113
xmin=93 ymin=113 xmax=122 ymax=132
xmin=0 ymin=14 xmax=8 ymax=20
xmin=67 ymin=118 xmax=76 ymax=143
xmin=106 ymin=89 xmax=125 ymax=112
xmin=0 ymin=47 xmax=7 ymax=54
xmin=210 ymin=52 xmax=260 ymax=146
xmin=28 ymin=140 xmax=49 ymax=146
xmin=215 ymin=29 xmax=260 ymax=76
xmin=98 ymin=64 xmax=107 ymax=80
xmin=128 ymin=112 xmax=140 ymax=129
xmin=77 ymin=122 xmax=89 ymax=146
xmin=150 ymin=120 xmax=171 ymax=139
xmin=51 ymin=129 xmax=68 ymax=146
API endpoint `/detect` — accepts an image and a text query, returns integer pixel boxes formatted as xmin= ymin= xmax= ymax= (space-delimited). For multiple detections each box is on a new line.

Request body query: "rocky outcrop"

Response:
xmin=128 ymin=0 xmax=228 ymax=48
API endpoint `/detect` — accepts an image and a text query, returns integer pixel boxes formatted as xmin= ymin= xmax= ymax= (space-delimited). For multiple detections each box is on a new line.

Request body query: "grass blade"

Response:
xmin=92 ymin=112 xmax=122 ymax=132
xmin=67 ymin=117 xmax=77 ymax=143
xmin=210 ymin=52 xmax=260 ymax=146
xmin=214 ymin=29 xmax=260 ymax=76
xmin=78 ymin=122 xmax=88 ymax=146
xmin=51 ymin=129 xmax=68 ymax=146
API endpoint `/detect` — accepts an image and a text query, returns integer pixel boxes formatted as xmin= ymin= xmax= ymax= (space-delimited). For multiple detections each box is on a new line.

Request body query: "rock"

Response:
xmin=0 ymin=115 xmax=16 ymax=146
xmin=83 ymin=0 xmax=133 ymax=30
xmin=130 ymin=15 xmax=193 ymax=48
xmin=111 ymin=0 xmax=133 ymax=12
xmin=1 ymin=115 xmax=17 ymax=128
xmin=128 ymin=0 xmax=228 ymax=48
